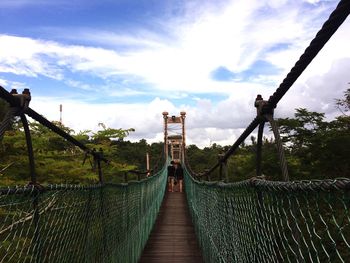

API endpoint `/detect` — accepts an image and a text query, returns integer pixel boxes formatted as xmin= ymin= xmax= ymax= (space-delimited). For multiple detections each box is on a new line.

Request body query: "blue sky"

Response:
xmin=0 ymin=0 xmax=349 ymax=147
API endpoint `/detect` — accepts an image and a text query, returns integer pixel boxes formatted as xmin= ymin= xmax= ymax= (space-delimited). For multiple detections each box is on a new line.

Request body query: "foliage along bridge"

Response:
xmin=1 ymin=1 xmax=350 ymax=262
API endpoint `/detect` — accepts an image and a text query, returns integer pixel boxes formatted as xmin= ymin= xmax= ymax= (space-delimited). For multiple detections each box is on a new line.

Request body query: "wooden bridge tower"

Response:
xmin=162 ymin=111 xmax=186 ymax=163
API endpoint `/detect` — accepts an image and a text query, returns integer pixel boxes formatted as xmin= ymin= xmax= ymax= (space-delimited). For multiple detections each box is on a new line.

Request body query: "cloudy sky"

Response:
xmin=0 ymin=0 xmax=349 ymax=148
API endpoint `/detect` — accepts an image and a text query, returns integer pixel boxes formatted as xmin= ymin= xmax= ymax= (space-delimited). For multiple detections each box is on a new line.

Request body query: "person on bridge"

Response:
xmin=167 ymin=161 xmax=175 ymax=192
xmin=175 ymin=162 xmax=184 ymax=192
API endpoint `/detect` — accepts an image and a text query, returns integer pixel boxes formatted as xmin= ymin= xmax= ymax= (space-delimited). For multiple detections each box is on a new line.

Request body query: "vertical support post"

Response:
xmin=162 ymin=112 xmax=168 ymax=159
xmin=83 ymin=189 xmax=93 ymax=259
xmin=95 ymin=150 xmax=107 ymax=258
xmin=218 ymin=154 xmax=223 ymax=181
xmin=99 ymin=183 xmax=107 ymax=258
xmin=223 ymin=159 xmax=228 ymax=182
xmin=253 ymin=119 xmax=266 ymax=256
xmin=21 ymin=114 xmax=36 ymax=184
xmin=59 ymin=104 xmax=62 ymax=124
xmin=146 ymin=152 xmax=150 ymax=177
xmin=253 ymin=95 xmax=268 ymax=259
xmin=180 ymin=111 xmax=186 ymax=163
xmin=218 ymin=154 xmax=228 ymax=182
xmin=20 ymin=103 xmax=41 ymax=262
xmin=97 ymin=159 xmax=103 ymax=184
xmin=97 ymin=148 xmax=104 ymax=184
xmin=256 ymin=122 xmax=265 ymax=177
xmin=254 ymin=94 xmax=288 ymax=181
xmin=264 ymin=115 xmax=289 ymax=182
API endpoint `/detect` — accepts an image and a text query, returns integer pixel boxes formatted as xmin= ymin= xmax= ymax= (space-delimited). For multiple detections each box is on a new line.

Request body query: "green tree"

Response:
xmin=0 ymin=120 xmax=138 ymax=185
xmin=335 ymin=88 xmax=350 ymax=115
xmin=92 ymin=123 xmax=135 ymax=144
xmin=277 ymin=107 xmax=350 ymax=179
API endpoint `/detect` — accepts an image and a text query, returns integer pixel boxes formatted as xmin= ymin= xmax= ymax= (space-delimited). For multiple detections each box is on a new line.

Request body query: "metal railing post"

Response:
xmin=14 ymin=89 xmax=42 ymax=262
xmin=256 ymin=122 xmax=265 ymax=178
xmin=218 ymin=155 xmax=223 ymax=181
xmin=21 ymin=114 xmax=36 ymax=183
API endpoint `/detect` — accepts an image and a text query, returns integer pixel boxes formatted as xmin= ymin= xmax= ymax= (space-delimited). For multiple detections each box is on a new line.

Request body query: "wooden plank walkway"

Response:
xmin=139 ymin=188 xmax=203 ymax=263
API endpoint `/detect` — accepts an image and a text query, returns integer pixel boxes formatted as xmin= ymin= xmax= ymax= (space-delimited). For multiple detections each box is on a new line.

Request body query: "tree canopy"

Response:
xmin=1 ymin=89 xmax=349 ymax=186
xmin=186 ymin=91 xmax=350 ymax=182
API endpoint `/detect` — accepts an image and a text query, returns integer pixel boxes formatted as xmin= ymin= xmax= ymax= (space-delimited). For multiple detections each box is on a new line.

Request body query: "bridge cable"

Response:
xmin=199 ymin=0 xmax=350 ymax=179
xmin=268 ymin=0 xmax=350 ymax=109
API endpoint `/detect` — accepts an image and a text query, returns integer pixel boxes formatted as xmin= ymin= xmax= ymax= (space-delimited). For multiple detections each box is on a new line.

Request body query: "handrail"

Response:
xmin=0 ymin=166 xmax=168 ymax=262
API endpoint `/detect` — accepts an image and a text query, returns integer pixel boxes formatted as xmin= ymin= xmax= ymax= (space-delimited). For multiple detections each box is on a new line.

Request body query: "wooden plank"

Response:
xmin=138 ymin=189 xmax=203 ymax=263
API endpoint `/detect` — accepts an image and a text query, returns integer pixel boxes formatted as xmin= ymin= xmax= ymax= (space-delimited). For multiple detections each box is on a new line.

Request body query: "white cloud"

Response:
xmin=1 ymin=0 xmax=349 ymax=148
xmin=1 ymin=0 xmax=343 ymax=95
xmin=64 ymin=79 xmax=94 ymax=91
xmin=27 ymin=91 xmax=265 ymax=148
xmin=0 ymin=78 xmax=8 ymax=86
xmin=58 ymin=29 xmax=170 ymax=50
xmin=0 ymin=78 xmax=29 ymax=91
xmin=29 ymin=96 xmax=176 ymax=139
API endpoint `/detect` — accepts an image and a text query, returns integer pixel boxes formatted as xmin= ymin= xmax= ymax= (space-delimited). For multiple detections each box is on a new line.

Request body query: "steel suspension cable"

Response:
xmin=268 ymin=0 xmax=350 ymax=108
xmin=197 ymin=0 xmax=350 ymax=177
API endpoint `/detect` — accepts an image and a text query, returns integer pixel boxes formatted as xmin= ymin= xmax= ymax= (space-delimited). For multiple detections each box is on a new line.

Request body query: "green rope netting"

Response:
xmin=185 ymin=169 xmax=350 ymax=263
xmin=0 ymin=167 xmax=167 ymax=263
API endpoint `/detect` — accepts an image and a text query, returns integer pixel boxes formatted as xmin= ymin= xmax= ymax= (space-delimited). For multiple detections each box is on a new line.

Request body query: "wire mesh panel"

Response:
xmin=185 ymin=169 xmax=350 ymax=263
xmin=0 ymin=167 xmax=167 ymax=263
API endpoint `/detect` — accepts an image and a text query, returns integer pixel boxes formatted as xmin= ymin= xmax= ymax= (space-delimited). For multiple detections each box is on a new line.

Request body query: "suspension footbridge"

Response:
xmin=1 ymin=1 xmax=350 ymax=262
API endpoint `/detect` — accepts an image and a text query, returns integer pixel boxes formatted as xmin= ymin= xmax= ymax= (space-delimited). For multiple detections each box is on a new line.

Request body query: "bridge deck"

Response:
xmin=139 ymin=189 xmax=203 ymax=263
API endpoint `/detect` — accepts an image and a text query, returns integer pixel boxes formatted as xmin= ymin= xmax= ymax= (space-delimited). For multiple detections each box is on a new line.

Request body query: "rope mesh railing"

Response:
xmin=1 ymin=0 xmax=349 ymax=262
xmin=183 ymin=3 xmax=350 ymax=261
xmin=185 ymin=169 xmax=350 ymax=262
xmin=0 ymin=167 xmax=167 ymax=263
xmin=1 ymin=85 xmax=169 ymax=262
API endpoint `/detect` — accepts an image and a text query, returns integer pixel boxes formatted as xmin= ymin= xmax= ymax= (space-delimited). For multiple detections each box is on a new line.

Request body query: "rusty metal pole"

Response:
xmin=97 ymin=159 xmax=103 ymax=184
xmin=162 ymin=112 xmax=168 ymax=159
xmin=15 ymin=89 xmax=41 ymax=262
xmin=218 ymin=154 xmax=223 ymax=181
xmin=256 ymin=122 xmax=265 ymax=177
xmin=223 ymin=159 xmax=228 ymax=182
xmin=21 ymin=114 xmax=36 ymax=184
xmin=97 ymin=148 xmax=104 ymax=184
xmin=218 ymin=153 xmax=228 ymax=182
xmin=180 ymin=111 xmax=186 ymax=163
